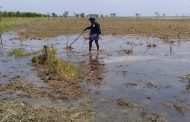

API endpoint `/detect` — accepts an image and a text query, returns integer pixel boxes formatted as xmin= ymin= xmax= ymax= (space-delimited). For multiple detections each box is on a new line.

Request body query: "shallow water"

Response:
xmin=0 ymin=32 xmax=190 ymax=122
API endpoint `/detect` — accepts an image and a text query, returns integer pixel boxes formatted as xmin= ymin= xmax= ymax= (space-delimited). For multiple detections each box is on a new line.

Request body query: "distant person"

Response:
xmin=84 ymin=17 xmax=101 ymax=52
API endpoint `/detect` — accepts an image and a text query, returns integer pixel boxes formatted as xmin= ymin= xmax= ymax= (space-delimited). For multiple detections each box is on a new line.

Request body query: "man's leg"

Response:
xmin=95 ymin=40 xmax=99 ymax=51
xmin=89 ymin=40 xmax=93 ymax=51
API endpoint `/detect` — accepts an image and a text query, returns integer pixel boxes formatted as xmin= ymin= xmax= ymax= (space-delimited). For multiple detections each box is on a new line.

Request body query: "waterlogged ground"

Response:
xmin=0 ymin=32 xmax=190 ymax=122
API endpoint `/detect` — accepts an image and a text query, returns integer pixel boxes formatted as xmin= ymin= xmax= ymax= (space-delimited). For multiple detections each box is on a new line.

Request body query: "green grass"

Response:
xmin=32 ymin=46 xmax=83 ymax=81
xmin=186 ymin=73 xmax=190 ymax=80
xmin=9 ymin=48 xmax=28 ymax=58
xmin=0 ymin=17 xmax=42 ymax=33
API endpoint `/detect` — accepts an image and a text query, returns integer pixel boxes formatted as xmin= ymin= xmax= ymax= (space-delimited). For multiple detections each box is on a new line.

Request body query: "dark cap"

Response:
xmin=88 ymin=16 xmax=95 ymax=21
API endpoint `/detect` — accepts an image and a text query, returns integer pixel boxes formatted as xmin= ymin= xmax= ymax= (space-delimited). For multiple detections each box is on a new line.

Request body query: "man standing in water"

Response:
xmin=84 ymin=17 xmax=101 ymax=52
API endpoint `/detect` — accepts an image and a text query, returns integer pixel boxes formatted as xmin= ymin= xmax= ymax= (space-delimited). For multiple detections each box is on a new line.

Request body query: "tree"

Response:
xmin=8 ymin=11 xmax=17 ymax=17
xmin=0 ymin=6 xmax=2 ymax=23
xmin=155 ymin=12 xmax=160 ymax=19
xmin=87 ymin=14 xmax=99 ymax=18
xmin=110 ymin=13 xmax=117 ymax=17
xmin=135 ymin=13 xmax=141 ymax=17
xmin=80 ymin=13 xmax=85 ymax=18
xmin=63 ymin=11 xmax=69 ymax=18
xmin=163 ymin=13 xmax=166 ymax=17
xmin=52 ymin=13 xmax=57 ymax=18
xmin=73 ymin=13 xmax=79 ymax=18
xmin=47 ymin=13 xmax=50 ymax=18
xmin=16 ymin=11 xmax=20 ymax=17
xmin=135 ymin=13 xmax=141 ymax=20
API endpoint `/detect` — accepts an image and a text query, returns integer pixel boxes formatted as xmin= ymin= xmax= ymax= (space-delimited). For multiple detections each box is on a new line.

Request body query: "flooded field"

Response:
xmin=0 ymin=32 xmax=190 ymax=122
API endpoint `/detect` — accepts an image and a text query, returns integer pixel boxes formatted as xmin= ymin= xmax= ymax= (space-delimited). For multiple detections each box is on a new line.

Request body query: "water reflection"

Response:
xmin=0 ymin=33 xmax=3 ymax=47
xmin=169 ymin=43 xmax=174 ymax=54
xmin=88 ymin=52 xmax=104 ymax=85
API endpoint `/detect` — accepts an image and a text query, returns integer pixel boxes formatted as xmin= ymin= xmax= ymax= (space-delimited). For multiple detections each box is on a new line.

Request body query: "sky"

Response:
xmin=0 ymin=0 xmax=190 ymax=16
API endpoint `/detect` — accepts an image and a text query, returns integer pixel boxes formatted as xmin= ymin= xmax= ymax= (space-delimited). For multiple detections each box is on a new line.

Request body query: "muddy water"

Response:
xmin=0 ymin=32 xmax=190 ymax=122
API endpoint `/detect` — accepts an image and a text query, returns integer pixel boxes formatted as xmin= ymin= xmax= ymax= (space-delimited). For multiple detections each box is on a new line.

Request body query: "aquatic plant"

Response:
xmin=9 ymin=48 xmax=28 ymax=58
xmin=186 ymin=73 xmax=190 ymax=80
xmin=32 ymin=46 xmax=84 ymax=81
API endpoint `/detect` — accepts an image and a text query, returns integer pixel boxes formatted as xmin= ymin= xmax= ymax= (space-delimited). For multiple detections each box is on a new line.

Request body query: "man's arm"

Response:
xmin=97 ymin=24 xmax=101 ymax=35
xmin=84 ymin=25 xmax=91 ymax=30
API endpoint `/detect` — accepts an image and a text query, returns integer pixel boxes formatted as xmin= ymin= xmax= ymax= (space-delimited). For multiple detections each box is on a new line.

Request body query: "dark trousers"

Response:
xmin=89 ymin=40 xmax=99 ymax=51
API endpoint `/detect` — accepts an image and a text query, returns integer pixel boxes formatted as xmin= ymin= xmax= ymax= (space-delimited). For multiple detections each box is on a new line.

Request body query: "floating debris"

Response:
xmin=117 ymin=98 xmax=143 ymax=109
xmin=123 ymin=48 xmax=133 ymax=54
xmin=186 ymin=85 xmax=190 ymax=92
xmin=65 ymin=45 xmax=74 ymax=50
xmin=162 ymin=101 xmax=188 ymax=113
xmin=146 ymin=82 xmax=157 ymax=88
xmin=147 ymin=44 xmax=157 ymax=48
xmin=126 ymin=82 xmax=138 ymax=87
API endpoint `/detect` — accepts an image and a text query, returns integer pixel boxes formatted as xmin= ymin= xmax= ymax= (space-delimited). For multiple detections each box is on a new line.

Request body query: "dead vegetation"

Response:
xmin=123 ymin=48 xmax=133 ymax=54
xmin=0 ymin=78 xmax=56 ymax=99
xmin=117 ymin=98 xmax=144 ymax=109
xmin=140 ymin=111 xmax=167 ymax=122
xmin=0 ymin=45 xmax=94 ymax=121
xmin=116 ymin=99 xmax=168 ymax=121
xmin=0 ymin=100 xmax=92 ymax=122
xmin=32 ymin=45 xmax=85 ymax=81
xmin=162 ymin=100 xmax=189 ymax=113
xmin=185 ymin=73 xmax=190 ymax=92
xmin=32 ymin=45 xmax=88 ymax=99
xmin=0 ymin=76 xmax=88 ymax=100
xmin=15 ymin=18 xmax=190 ymax=40
xmin=146 ymin=82 xmax=158 ymax=88
xmin=147 ymin=43 xmax=157 ymax=48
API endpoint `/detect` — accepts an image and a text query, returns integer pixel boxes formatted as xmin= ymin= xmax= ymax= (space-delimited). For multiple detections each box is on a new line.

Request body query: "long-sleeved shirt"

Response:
xmin=85 ymin=22 xmax=101 ymax=35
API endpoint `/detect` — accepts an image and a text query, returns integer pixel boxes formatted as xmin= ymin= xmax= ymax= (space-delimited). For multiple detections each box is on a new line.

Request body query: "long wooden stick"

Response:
xmin=0 ymin=34 xmax=3 ymax=45
xmin=69 ymin=30 xmax=85 ymax=47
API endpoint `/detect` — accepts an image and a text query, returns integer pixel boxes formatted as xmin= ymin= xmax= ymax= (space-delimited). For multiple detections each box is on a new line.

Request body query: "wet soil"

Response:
xmin=0 ymin=32 xmax=190 ymax=122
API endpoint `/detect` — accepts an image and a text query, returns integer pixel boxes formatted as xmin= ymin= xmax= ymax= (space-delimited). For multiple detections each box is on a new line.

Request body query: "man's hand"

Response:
xmin=84 ymin=27 xmax=88 ymax=31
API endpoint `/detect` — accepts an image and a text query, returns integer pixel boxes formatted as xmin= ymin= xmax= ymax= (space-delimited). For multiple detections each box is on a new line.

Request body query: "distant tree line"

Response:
xmin=0 ymin=10 xmax=119 ymax=19
xmin=0 ymin=11 xmax=47 ymax=17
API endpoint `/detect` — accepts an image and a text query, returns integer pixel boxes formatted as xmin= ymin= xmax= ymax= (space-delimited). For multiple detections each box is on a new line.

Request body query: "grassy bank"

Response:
xmin=32 ymin=46 xmax=84 ymax=81
xmin=32 ymin=46 xmax=87 ymax=99
xmin=1 ymin=17 xmax=190 ymax=40
xmin=0 ymin=17 xmax=42 ymax=33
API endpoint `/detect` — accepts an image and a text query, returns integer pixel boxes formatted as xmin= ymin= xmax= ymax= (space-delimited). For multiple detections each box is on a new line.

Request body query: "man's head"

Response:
xmin=88 ymin=17 xmax=95 ymax=23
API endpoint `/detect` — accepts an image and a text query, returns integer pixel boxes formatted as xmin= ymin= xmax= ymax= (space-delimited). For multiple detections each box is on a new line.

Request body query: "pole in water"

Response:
xmin=65 ymin=30 xmax=85 ymax=50
xmin=0 ymin=34 xmax=3 ymax=46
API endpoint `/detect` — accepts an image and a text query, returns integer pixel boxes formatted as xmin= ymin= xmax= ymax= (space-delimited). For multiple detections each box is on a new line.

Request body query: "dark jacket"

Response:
xmin=85 ymin=22 xmax=101 ymax=35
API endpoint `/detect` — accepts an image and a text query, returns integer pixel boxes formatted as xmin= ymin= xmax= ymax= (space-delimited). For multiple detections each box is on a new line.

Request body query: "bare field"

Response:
xmin=14 ymin=17 xmax=190 ymax=40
